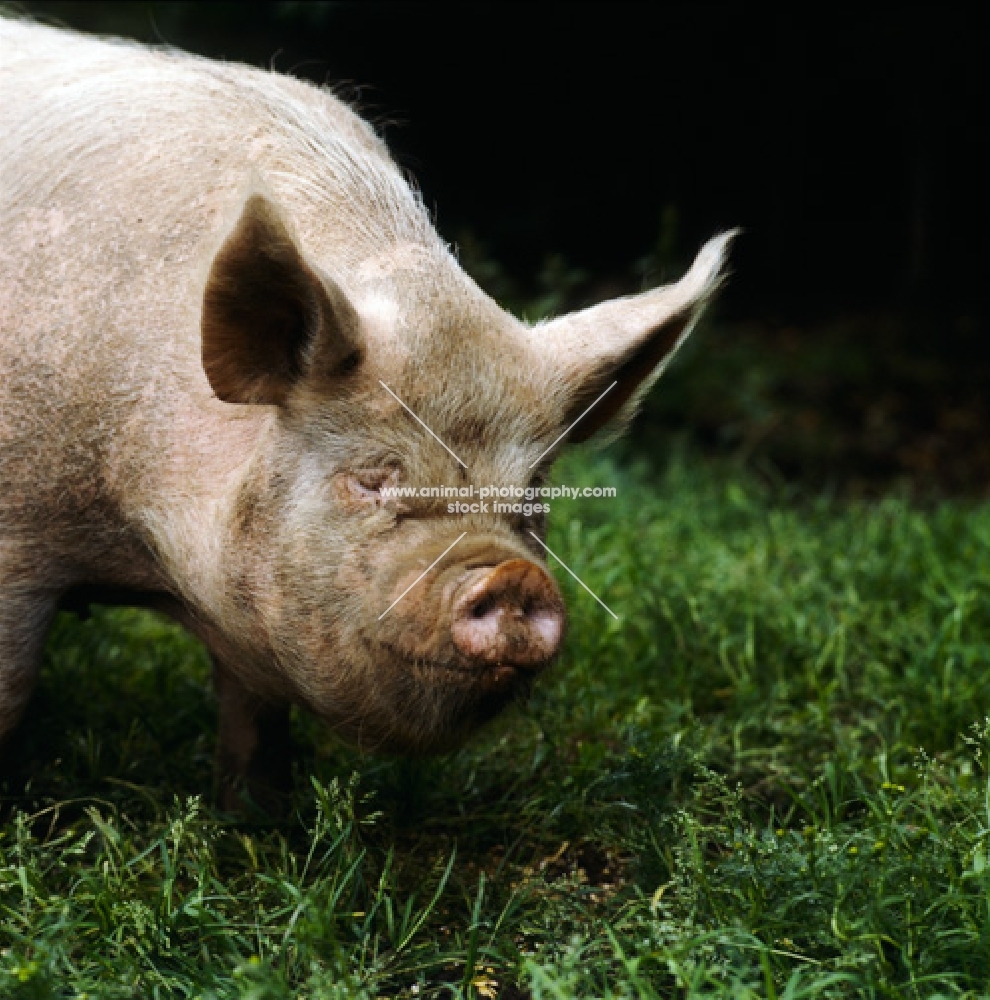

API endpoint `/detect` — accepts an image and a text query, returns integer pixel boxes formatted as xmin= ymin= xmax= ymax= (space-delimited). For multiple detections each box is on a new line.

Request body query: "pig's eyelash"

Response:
xmin=348 ymin=466 xmax=401 ymax=498
xmin=354 ymin=470 xmax=391 ymax=494
xmin=335 ymin=468 xmax=403 ymax=513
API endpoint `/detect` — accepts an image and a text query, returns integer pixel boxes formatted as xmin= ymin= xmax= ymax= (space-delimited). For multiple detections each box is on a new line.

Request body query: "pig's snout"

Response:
xmin=451 ymin=559 xmax=564 ymax=670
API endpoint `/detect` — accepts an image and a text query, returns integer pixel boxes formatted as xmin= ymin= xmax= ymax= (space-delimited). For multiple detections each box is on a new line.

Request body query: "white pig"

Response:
xmin=0 ymin=18 xmax=732 ymax=809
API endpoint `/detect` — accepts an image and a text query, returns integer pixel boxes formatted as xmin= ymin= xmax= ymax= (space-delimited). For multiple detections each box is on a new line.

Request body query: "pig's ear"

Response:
xmin=201 ymin=194 xmax=362 ymax=405
xmin=542 ymin=232 xmax=736 ymax=442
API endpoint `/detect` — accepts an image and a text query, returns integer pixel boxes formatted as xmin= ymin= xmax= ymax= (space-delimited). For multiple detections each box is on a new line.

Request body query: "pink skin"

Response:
xmin=451 ymin=559 xmax=565 ymax=673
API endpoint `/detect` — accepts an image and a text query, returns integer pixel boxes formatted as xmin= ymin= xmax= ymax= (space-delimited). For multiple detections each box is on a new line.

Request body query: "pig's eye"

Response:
xmin=333 ymin=466 xmax=406 ymax=515
xmin=349 ymin=468 xmax=398 ymax=500
xmin=351 ymin=469 xmax=395 ymax=494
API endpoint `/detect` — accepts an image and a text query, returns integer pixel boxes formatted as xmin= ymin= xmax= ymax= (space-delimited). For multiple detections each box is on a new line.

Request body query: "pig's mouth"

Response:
xmin=378 ymin=640 xmax=535 ymax=694
xmin=362 ymin=555 xmax=564 ymax=752
xmin=368 ymin=639 xmax=538 ymax=751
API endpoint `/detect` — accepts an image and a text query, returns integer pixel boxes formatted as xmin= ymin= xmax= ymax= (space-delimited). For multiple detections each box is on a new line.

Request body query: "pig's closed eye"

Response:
xmin=339 ymin=466 xmax=399 ymax=507
xmin=333 ymin=468 xmax=401 ymax=512
xmin=349 ymin=468 xmax=398 ymax=500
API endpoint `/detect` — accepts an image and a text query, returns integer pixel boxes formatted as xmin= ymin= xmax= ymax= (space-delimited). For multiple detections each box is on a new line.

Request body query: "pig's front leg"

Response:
xmin=0 ymin=588 xmax=59 ymax=768
xmin=212 ymin=659 xmax=294 ymax=816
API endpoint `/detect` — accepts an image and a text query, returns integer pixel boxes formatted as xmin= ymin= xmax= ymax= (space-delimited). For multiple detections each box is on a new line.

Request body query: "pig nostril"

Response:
xmin=472 ymin=596 xmax=496 ymax=619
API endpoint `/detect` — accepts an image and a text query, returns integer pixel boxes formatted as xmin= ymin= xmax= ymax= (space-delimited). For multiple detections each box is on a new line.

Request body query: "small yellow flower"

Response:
xmin=14 ymin=961 xmax=39 ymax=983
xmin=471 ymin=972 xmax=499 ymax=998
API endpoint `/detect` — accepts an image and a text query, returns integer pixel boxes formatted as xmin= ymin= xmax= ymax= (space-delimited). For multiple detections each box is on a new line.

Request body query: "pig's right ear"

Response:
xmin=201 ymin=194 xmax=363 ymax=405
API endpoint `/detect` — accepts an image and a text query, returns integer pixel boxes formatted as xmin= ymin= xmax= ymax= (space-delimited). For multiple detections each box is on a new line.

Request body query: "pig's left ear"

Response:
xmin=541 ymin=232 xmax=736 ymax=442
xmin=201 ymin=193 xmax=363 ymax=405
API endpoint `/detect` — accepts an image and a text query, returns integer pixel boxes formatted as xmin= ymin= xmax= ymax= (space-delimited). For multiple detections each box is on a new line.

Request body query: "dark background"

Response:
xmin=8 ymin=2 xmax=990 ymax=489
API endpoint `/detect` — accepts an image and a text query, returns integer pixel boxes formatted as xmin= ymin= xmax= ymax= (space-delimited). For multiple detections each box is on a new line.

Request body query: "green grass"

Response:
xmin=3 ymin=450 xmax=990 ymax=998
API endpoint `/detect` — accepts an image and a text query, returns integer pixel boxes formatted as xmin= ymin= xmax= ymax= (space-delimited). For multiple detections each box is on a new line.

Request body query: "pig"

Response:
xmin=0 ymin=18 xmax=732 ymax=810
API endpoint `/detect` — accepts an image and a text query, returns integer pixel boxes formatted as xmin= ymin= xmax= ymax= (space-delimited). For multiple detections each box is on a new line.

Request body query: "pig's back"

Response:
xmin=0 ymin=16 xmax=430 ymax=357
xmin=0 ymin=18 xmax=432 ymax=545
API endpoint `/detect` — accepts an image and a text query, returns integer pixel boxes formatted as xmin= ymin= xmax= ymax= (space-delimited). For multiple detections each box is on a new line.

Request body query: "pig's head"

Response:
xmin=200 ymin=193 xmax=732 ymax=753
